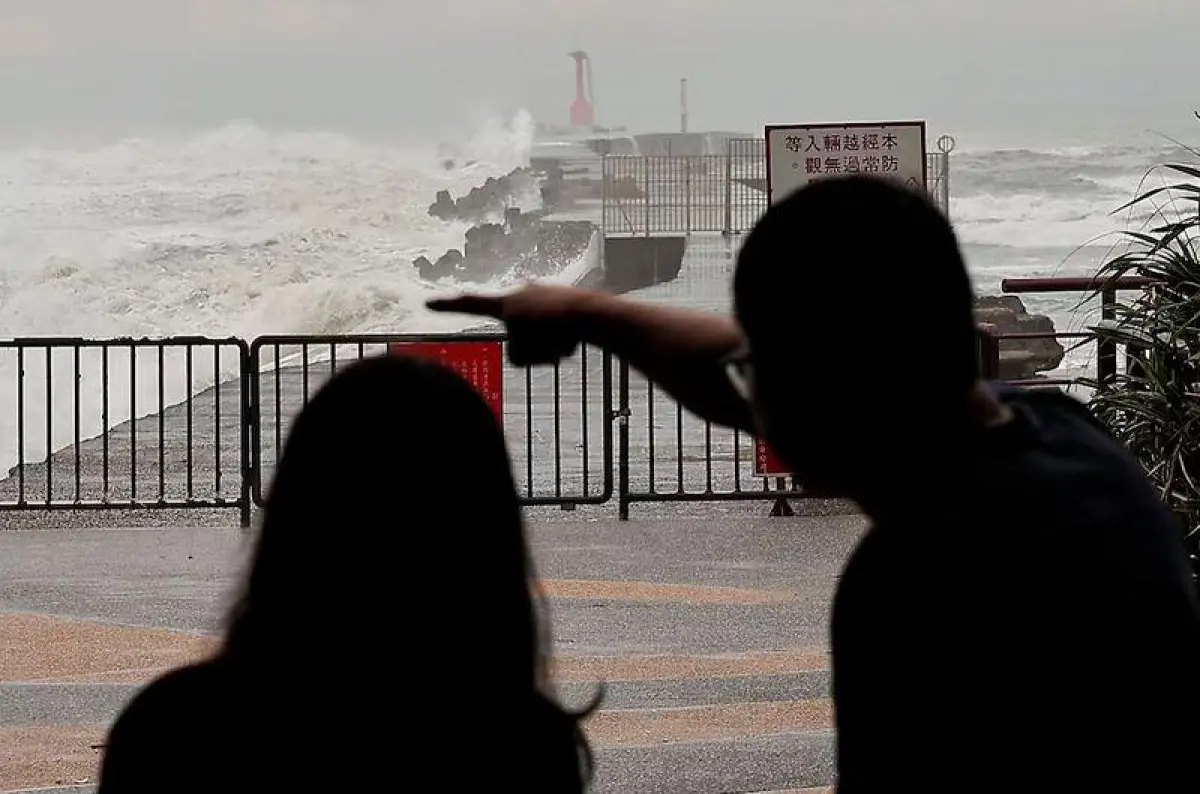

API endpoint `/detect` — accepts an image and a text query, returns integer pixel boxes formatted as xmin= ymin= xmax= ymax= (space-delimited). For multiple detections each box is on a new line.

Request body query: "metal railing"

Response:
xmin=988 ymin=276 xmax=1159 ymax=390
xmin=0 ymin=280 xmax=1162 ymax=525
xmin=0 ymin=337 xmax=252 ymax=525
xmin=247 ymin=334 xmax=614 ymax=511
xmin=602 ymin=154 xmax=732 ymax=236
xmin=602 ymin=144 xmax=953 ymax=237
xmin=616 ymin=362 xmax=801 ymax=520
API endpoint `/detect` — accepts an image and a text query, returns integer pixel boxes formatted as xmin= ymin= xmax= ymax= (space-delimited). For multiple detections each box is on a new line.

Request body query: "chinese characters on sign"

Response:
xmin=387 ymin=340 xmax=504 ymax=422
xmin=755 ymin=438 xmax=789 ymax=477
xmin=766 ymin=122 xmax=928 ymax=205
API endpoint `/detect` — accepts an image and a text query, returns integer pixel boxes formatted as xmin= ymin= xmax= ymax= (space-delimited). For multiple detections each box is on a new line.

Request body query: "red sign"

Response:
xmin=755 ymin=438 xmax=789 ymax=477
xmin=387 ymin=341 xmax=503 ymax=422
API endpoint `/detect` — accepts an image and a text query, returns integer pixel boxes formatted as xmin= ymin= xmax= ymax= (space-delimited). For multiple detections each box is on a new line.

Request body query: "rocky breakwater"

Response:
xmin=427 ymin=167 xmax=537 ymax=223
xmin=974 ymin=295 xmax=1065 ymax=380
xmin=413 ymin=208 xmax=597 ymax=284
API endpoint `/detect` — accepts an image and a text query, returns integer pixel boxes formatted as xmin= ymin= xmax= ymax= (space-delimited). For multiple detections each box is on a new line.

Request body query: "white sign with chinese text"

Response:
xmin=765 ymin=121 xmax=928 ymax=205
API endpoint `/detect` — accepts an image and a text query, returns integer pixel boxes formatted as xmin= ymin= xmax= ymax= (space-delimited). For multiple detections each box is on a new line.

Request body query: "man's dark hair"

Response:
xmin=733 ymin=175 xmax=979 ymax=400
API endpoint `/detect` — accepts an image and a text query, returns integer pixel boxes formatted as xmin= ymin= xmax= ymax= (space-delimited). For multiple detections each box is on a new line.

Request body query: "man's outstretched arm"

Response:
xmin=572 ymin=291 xmax=755 ymax=433
xmin=428 ymin=286 xmax=756 ymax=433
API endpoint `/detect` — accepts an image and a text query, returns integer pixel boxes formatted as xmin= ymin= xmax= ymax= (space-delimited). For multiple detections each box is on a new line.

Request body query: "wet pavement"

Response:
xmin=0 ymin=514 xmax=864 ymax=793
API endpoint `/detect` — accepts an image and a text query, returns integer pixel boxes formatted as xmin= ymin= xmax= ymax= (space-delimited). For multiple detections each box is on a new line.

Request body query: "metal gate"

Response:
xmin=602 ymin=139 xmax=955 ymax=238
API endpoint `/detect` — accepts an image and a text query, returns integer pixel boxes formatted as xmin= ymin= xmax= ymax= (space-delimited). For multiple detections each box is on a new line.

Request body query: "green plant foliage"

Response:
xmin=1081 ymin=137 xmax=1200 ymax=573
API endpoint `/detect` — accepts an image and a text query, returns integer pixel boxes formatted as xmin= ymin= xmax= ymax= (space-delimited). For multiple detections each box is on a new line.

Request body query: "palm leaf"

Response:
xmin=1084 ymin=129 xmax=1200 ymax=578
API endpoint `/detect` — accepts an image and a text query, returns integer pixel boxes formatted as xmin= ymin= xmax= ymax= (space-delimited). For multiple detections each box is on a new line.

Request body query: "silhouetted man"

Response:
xmin=430 ymin=175 xmax=1200 ymax=789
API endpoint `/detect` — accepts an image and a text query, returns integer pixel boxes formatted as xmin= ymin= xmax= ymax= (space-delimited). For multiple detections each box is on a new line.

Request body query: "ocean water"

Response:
xmin=0 ymin=115 xmax=1195 ymax=474
xmin=0 ymin=112 xmax=547 ymax=473
xmin=629 ymin=133 xmax=1197 ymax=383
xmin=953 ymin=137 xmax=1197 ymax=331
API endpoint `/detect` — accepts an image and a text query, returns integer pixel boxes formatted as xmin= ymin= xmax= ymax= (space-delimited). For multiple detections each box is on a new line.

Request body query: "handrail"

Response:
xmin=1001 ymin=276 xmax=1158 ymax=294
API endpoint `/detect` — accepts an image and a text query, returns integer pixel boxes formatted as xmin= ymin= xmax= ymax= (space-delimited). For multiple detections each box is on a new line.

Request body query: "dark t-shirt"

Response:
xmin=830 ymin=386 xmax=1200 ymax=791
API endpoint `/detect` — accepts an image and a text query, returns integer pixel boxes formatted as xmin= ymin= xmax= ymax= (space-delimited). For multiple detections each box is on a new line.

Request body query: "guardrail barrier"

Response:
xmin=0 ymin=277 xmax=1158 ymax=525
xmin=0 ymin=337 xmax=252 ymax=525
xmin=602 ymin=146 xmax=953 ymax=237
xmin=615 ymin=361 xmax=801 ymax=520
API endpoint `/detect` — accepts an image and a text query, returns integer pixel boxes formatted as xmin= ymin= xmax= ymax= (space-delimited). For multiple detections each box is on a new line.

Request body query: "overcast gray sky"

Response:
xmin=1 ymin=0 xmax=1197 ymax=145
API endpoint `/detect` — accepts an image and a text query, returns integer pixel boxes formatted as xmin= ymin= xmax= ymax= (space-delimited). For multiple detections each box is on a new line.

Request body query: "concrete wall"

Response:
xmin=603 ymin=236 xmax=687 ymax=294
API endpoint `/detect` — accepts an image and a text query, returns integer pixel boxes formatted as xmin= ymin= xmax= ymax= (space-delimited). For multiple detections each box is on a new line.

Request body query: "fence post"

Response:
xmin=769 ymin=476 xmax=794 ymax=517
xmin=940 ymin=154 xmax=950 ymax=218
xmin=685 ymin=157 xmax=692 ymax=235
xmin=238 ymin=340 xmax=254 ymax=529
xmin=723 ymin=149 xmax=734 ymax=235
xmin=618 ymin=359 xmax=631 ymax=520
xmin=936 ymin=135 xmax=956 ymax=220
xmin=977 ymin=323 xmax=1001 ymax=381
xmin=601 ymin=155 xmax=609 ymax=236
xmin=642 ymin=157 xmax=651 ymax=237
xmin=1097 ymin=285 xmax=1118 ymax=388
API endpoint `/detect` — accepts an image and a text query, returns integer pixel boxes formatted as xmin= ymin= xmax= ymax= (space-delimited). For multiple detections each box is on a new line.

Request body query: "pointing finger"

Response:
xmin=425 ymin=294 xmax=505 ymax=318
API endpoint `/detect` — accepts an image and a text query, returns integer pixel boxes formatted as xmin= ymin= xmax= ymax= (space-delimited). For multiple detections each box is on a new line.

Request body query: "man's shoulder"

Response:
xmin=987 ymin=382 xmax=1165 ymax=505
xmin=992 ymin=382 xmax=1109 ymax=434
xmin=986 ymin=383 xmax=1195 ymax=573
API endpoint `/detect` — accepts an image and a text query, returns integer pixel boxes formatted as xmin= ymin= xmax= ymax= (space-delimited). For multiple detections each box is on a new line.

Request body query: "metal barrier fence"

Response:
xmin=247 ymin=334 xmax=614 ymax=510
xmin=603 ymin=155 xmax=732 ymax=236
xmin=603 ymin=145 xmax=953 ymax=237
xmin=0 ymin=337 xmax=252 ymax=524
xmin=616 ymin=362 xmax=800 ymax=520
xmin=0 ymin=280 xmax=1160 ymax=526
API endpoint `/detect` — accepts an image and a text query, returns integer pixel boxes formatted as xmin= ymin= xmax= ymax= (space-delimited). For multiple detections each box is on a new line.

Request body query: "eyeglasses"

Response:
xmin=723 ymin=347 xmax=753 ymax=403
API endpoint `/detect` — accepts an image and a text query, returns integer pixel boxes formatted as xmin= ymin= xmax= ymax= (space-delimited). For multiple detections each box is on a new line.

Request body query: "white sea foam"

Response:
xmin=1 ymin=119 xmax=1196 ymax=473
xmin=0 ymin=110 xmax=561 ymax=473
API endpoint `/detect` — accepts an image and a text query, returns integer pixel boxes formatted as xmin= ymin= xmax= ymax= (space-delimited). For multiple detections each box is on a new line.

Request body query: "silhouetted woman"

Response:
xmin=98 ymin=354 xmax=594 ymax=792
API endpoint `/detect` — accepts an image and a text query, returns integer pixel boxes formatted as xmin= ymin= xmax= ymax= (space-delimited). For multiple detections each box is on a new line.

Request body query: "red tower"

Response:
xmin=568 ymin=50 xmax=594 ymax=128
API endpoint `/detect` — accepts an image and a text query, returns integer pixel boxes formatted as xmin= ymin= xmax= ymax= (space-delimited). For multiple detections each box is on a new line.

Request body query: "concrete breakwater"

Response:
xmin=413 ymin=209 xmax=598 ymax=284
xmin=415 ymin=159 xmax=690 ymax=296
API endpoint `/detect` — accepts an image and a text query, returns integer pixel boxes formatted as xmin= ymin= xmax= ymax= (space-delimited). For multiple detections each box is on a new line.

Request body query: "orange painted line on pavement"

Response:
xmin=0 ymin=612 xmax=216 ymax=684
xmin=552 ymin=649 xmax=828 ymax=682
xmin=585 ymin=698 xmax=833 ymax=749
xmin=539 ymin=578 xmax=794 ymax=605
xmin=2 ymin=613 xmax=828 ymax=689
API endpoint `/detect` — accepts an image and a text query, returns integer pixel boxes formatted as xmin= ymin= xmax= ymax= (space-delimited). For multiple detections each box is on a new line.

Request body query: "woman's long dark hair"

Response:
xmin=221 ymin=353 xmax=595 ymax=787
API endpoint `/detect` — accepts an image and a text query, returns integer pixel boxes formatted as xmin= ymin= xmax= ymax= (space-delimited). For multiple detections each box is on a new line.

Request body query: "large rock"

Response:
xmin=427 ymin=167 xmax=536 ymax=223
xmin=412 ymin=209 xmax=596 ymax=284
xmin=974 ymin=295 xmax=1065 ymax=380
xmin=413 ymin=249 xmax=464 ymax=281
xmin=428 ymin=189 xmax=455 ymax=221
